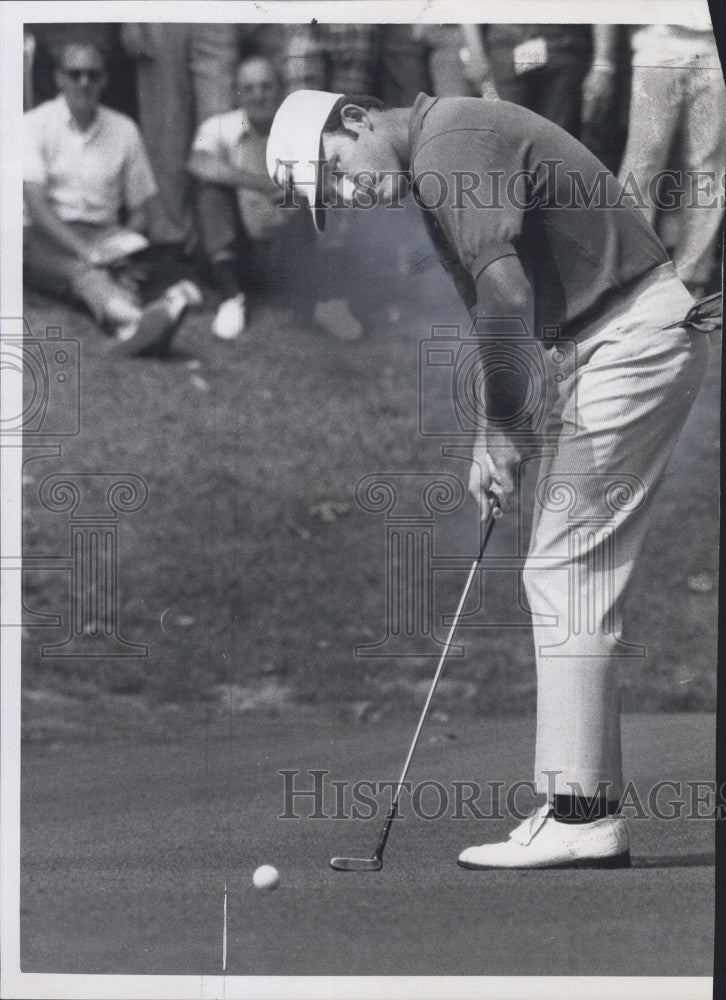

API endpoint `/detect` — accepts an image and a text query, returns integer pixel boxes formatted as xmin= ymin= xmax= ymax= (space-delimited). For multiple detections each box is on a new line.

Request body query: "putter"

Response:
xmin=330 ymin=500 xmax=501 ymax=872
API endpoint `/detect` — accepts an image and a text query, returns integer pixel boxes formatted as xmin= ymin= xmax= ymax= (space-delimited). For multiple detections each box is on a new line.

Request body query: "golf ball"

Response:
xmin=253 ymin=864 xmax=281 ymax=891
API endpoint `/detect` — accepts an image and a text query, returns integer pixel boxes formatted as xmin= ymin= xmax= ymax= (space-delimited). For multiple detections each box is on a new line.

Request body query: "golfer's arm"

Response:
xmin=24 ymin=182 xmax=91 ymax=259
xmin=473 ymin=255 xmax=535 ymax=433
xmin=187 ymin=150 xmax=277 ymax=195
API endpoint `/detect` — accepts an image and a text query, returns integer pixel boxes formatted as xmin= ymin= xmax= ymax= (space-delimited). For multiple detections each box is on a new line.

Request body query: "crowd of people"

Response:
xmin=23 ymin=21 xmax=724 ymax=354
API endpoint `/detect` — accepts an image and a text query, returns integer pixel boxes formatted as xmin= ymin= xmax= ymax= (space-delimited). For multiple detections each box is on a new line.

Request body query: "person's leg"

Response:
xmin=618 ymin=61 xmax=684 ymax=227
xmin=189 ymin=23 xmax=238 ymax=124
xmin=328 ymin=24 xmax=378 ymax=94
xmin=425 ymin=25 xmax=474 ymax=97
xmin=127 ymin=24 xmax=195 ymax=245
xmin=375 ymin=25 xmax=431 ymax=106
xmin=280 ymin=26 xmax=327 ymax=96
xmin=195 ymin=181 xmax=250 ymax=339
xmin=483 ymin=36 xmax=528 ymax=107
xmin=269 ymin=211 xmax=364 ymax=340
xmin=25 ymin=225 xmax=202 ymax=354
xmin=484 ymin=69 xmax=528 ymax=110
xmin=459 ymin=265 xmax=709 ymax=868
xmin=24 ymin=225 xmax=141 ymax=326
xmin=674 ymin=56 xmax=726 ymax=292
xmin=523 ymin=265 xmax=708 ymax=802
xmin=528 ymin=61 xmax=588 ymax=138
xmin=195 ymin=182 xmax=243 ymax=296
xmin=326 ymin=25 xmax=377 ymax=95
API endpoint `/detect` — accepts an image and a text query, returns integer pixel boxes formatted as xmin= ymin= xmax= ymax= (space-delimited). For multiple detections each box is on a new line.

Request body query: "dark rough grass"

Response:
xmin=21 ymin=205 xmax=720 ymax=731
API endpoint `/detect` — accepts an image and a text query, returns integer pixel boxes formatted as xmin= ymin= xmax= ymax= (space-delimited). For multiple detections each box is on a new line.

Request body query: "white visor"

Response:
xmin=266 ymin=89 xmax=344 ymax=233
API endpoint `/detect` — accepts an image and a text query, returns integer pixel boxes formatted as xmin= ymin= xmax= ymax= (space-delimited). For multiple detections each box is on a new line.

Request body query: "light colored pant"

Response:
xmin=121 ymin=23 xmax=239 ymax=245
xmin=619 ymin=33 xmax=725 ymax=287
xmin=424 ymin=26 xmax=472 ymax=97
xmin=523 ymin=263 xmax=709 ymax=798
xmin=23 ymin=224 xmax=138 ymax=323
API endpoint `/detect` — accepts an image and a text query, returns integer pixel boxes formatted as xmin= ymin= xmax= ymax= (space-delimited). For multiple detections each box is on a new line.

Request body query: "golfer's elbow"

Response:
xmin=475 ymin=256 xmax=532 ymax=330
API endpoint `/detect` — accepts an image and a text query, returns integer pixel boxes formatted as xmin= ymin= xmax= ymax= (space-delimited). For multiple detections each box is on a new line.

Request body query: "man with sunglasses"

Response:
xmin=24 ymin=42 xmax=200 ymax=354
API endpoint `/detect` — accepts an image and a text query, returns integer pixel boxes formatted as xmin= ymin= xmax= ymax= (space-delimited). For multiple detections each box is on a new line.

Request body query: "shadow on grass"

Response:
xmin=631 ymin=853 xmax=715 ymax=869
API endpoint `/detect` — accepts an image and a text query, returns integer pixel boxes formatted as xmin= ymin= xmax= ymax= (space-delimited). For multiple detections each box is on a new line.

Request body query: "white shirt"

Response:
xmin=191 ymin=108 xmax=288 ymax=241
xmin=24 ymin=95 xmax=157 ymax=226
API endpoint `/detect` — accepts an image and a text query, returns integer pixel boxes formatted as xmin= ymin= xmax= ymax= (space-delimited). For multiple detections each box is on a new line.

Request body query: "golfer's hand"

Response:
xmin=469 ymin=435 xmax=528 ymax=515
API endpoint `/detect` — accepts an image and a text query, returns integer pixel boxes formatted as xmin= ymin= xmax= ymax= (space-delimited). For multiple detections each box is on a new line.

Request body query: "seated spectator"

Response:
xmin=23 ymin=41 xmax=201 ymax=355
xmin=188 ymin=55 xmax=363 ymax=341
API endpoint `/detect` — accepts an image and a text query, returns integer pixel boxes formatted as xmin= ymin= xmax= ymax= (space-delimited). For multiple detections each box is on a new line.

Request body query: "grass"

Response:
xmin=20 ymin=203 xmax=720 ymax=737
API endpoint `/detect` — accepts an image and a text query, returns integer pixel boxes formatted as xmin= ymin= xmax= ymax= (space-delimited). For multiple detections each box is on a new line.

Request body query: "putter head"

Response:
xmin=329 ymin=856 xmax=383 ymax=872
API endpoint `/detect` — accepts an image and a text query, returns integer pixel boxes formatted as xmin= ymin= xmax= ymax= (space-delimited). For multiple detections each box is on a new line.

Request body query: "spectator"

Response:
xmin=23 ymin=42 xmax=201 ymax=355
xmin=121 ymin=23 xmax=239 ymax=248
xmin=458 ymin=25 xmax=500 ymax=100
xmin=580 ymin=25 xmax=632 ymax=173
xmin=376 ymin=25 xmax=476 ymax=105
xmin=280 ymin=24 xmax=377 ymax=96
xmin=27 ymin=24 xmax=138 ymax=118
xmin=471 ymin=24 xmax=594 ymax=139
xmin=188 ymin=55 xmax=363 ymax=341
xmin=618 ymin=23 xmax=725 ymax=297
xmin=236 ymin=23 xmax=295 ymax=68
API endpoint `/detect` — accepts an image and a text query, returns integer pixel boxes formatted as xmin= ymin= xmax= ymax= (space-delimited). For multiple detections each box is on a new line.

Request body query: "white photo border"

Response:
xmin=1 ymin=2 xmax=719 ymax=998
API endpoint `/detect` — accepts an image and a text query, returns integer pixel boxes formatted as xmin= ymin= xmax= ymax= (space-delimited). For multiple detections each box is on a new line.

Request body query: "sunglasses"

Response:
xmin=62 ymin=68 xmax=103 ymax=83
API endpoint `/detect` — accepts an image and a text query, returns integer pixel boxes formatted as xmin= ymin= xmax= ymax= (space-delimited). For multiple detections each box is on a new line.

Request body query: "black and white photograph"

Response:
xmin=1 ymin=1 xmax=723 ymax=997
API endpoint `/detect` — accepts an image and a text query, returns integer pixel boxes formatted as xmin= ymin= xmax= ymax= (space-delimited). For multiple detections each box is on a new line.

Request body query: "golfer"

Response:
xmin=266 ymin=90 xmax=717 ymax=868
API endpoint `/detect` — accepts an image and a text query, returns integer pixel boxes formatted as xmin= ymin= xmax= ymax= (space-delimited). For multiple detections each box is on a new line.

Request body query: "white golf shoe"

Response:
xmin=457 ymin=804 xmax=631 ymax=870
xmin=213 ymin=293 xmax=246 ymax=340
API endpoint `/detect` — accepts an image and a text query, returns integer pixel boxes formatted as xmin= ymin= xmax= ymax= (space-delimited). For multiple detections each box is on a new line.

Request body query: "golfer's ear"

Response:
xmin=339 ymin=104 xmax=371 ymax=136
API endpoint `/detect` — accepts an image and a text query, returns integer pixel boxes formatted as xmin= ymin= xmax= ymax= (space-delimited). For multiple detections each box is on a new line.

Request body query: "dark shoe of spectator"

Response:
xmin=116 ymin=280 xmax=202 ymax=356
xmin=313 ymin=298 xmax=364 ymax=342
xmin=212 ymin=293 xmax=247 ymax=340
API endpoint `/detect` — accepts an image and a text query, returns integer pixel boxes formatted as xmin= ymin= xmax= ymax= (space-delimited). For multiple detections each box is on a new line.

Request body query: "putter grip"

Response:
xmin=484 ymin=492 xmax=502 ymax=520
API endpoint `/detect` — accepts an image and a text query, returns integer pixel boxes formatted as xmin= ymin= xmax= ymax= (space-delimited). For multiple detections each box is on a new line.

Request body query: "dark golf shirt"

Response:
xmin=409 ymin=94 xmax=669 ymax=337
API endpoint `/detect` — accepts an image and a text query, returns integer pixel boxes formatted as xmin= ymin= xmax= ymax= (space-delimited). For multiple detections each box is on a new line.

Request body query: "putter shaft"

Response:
xmin=330 ymin=502 xmax=500 ymax=871
xmin=384 ymin=506 xmax=498 ymax=821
